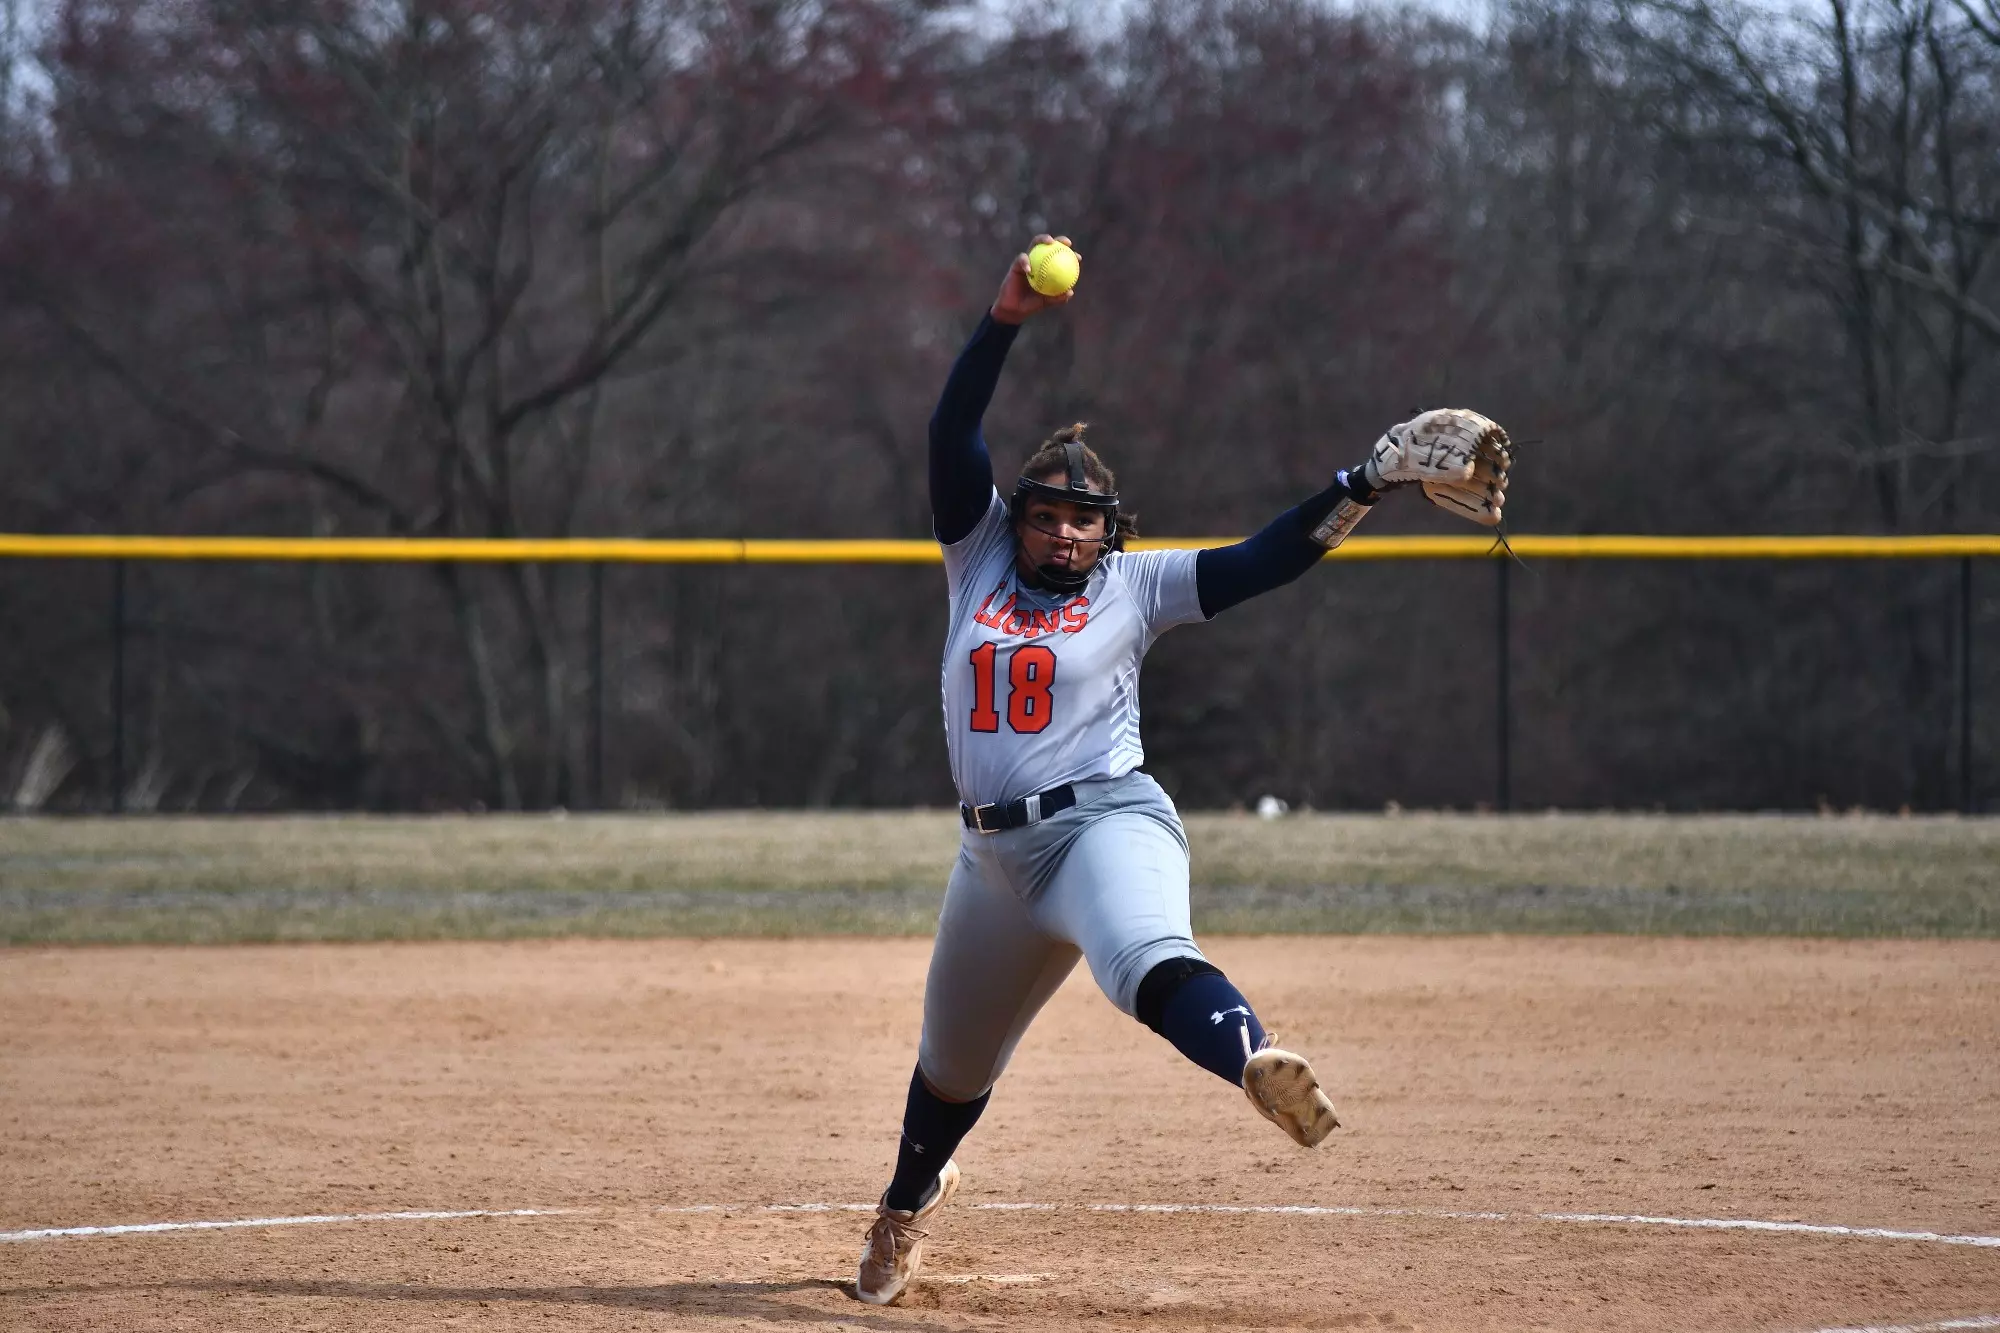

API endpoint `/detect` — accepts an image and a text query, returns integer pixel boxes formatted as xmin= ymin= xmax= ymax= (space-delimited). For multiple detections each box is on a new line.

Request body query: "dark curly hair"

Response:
xmin=1019 ymin=423 xmax=1139 ymax=549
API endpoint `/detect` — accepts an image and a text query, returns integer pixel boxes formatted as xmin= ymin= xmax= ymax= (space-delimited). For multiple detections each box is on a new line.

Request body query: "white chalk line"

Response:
xmin=1040 ymin=1204 xmax=2000 ymax=1249
xmin=5 ymin=1201 xmax=1997 ymax=1252
xmin=1800 ymin=1312 xmax=2000 ymax=1320
xmin=0 ymin=1208 xmax=580 ymax=1242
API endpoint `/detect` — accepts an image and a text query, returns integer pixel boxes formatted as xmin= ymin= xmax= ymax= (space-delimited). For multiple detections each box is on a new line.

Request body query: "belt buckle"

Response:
xmin=969 ymin=802 xmax=1000 ymax=834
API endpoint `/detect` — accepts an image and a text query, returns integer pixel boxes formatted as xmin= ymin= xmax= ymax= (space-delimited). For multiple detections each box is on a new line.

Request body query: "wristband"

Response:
xmin=1307 ymin=469 xmax=1378 ymax=550
xmin=1343 ymin=462 xmax=1387 ymax=503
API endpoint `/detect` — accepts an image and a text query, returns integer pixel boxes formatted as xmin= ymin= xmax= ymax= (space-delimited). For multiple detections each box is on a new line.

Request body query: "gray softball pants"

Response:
xmin=916 ymin=771 xmax=1208 ymax=1101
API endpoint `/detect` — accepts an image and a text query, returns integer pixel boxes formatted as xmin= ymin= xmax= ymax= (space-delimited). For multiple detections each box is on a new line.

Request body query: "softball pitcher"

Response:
xmin=855 ymin=237 xmax=1512 ymax=1304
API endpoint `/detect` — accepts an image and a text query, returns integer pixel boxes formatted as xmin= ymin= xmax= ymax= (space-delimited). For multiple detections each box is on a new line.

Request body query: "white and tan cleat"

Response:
xmin=1243 ymin=1047 xmax=1341 ymax=1147
xmin=854 ymin=1159 xmax=962 ymax=1305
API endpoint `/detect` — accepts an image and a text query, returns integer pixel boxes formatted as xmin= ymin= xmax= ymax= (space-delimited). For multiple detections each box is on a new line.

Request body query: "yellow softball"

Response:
xmin=1026 ymin=240 xmax=1080 ymax=298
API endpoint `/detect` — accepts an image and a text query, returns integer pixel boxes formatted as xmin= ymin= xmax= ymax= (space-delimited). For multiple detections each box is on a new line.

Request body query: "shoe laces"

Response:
xmin=867 ymin=1205 xmax=929 ymax=1255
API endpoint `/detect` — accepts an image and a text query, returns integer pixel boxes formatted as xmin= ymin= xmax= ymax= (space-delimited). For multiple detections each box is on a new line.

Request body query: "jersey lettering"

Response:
xmin=973 ymin=592 xmax=1015 ymax=630
xmin=970 ymin=588 xmax=1091 ymax=639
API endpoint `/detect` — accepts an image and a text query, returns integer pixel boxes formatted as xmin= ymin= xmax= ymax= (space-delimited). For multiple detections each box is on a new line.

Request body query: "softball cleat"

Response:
xmin=1243 ymin=1047 xmax=1341 ymax=1147
xmin=854 ymin=1158 xmax=961 ymax=1305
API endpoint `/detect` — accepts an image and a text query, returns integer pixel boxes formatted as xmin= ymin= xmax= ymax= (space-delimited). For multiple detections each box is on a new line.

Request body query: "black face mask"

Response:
xmin=1022 ymin=552 xmax=1094 ymax=592
xmin=1009 ymin=439 xmax=1119 ymax=593
xmin=1015 ymin=516 xmax=1110 ymax=592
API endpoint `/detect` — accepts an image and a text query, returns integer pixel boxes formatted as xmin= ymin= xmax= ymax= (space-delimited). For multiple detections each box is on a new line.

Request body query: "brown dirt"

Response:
xmin=3 ymin=937 xmax=1998 ymax=1332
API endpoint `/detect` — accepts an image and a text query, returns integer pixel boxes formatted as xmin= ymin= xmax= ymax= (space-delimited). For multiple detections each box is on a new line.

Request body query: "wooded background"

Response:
xmin=1 ymin=0 xmax=1996 ymax=814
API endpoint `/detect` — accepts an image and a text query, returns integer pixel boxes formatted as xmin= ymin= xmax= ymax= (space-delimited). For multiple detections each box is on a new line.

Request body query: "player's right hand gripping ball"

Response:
xmin=1363 ymin=408 xmax=1512 ymax=526
xmin=1026 ymin=239 xmax=1081 ymax=298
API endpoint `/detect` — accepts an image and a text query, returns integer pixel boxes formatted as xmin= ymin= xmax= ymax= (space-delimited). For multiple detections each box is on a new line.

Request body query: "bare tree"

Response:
xmin=1621 ymin=0 xmax=2000 ymax=526
xmin=2 ymin=0 xmax=949 ymax=807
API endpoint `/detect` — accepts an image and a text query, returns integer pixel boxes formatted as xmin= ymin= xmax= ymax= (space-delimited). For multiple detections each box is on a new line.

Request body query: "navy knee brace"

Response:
xmin=1134 ymin=955 xmax=1224 ymax=1034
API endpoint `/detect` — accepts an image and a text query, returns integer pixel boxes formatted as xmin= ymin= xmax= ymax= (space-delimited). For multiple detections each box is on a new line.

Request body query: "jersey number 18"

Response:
xmin=968 ymin=643 xmax=1056 ymax=734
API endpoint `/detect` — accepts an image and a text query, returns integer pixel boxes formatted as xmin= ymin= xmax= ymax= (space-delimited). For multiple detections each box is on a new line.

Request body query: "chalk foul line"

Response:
xmin=0 ymin=1208 xmax=581 ymax=1242
xmin=1808 ymin=1312 xmax=2000 ymax=1320
xmin=1074 ymin=1204 xmax=2000 ymax=1248
xmin=4 ymin=1201 xmax=1997 ymax=1251
xmin=1061 ymin=1204 xmax=2000 ymax=1249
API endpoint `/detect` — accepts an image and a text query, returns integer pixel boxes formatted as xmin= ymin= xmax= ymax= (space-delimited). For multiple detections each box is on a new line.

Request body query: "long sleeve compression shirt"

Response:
xmin=929 ymin=314 xmax=1019 ymax=545
xmin=926 ymin=314 xmax=1369 ymax=615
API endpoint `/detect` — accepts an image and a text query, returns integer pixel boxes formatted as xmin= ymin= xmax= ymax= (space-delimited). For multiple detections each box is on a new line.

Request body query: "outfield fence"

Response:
xmin=1 ymin=533 xmax=1993 ymax=814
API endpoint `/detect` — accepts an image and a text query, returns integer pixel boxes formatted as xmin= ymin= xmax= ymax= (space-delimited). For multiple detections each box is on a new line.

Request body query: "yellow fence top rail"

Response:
xmin=1 ymin=533 xmax=1998 ymax=562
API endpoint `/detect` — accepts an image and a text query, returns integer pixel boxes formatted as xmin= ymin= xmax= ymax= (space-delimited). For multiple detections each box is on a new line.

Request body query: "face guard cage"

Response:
xmin=1009 ymin=439 xmax=1120 ymax=592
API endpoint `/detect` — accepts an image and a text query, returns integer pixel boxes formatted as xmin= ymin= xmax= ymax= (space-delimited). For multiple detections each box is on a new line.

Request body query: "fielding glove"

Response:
xmin=1362 ymin=408 xmax=1512 ymax=527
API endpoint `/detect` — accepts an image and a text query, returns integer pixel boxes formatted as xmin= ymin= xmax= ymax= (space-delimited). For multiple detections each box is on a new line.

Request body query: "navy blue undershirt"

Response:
xmin=928 ymin=314 xmax=1017 ymax=545
xmin=928 ymin=313 xmax=1360 ymax=618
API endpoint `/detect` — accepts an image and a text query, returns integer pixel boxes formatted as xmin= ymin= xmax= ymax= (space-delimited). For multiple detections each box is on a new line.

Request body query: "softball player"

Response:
xmin=855 ymin=238 xmax=1510 ymax=1304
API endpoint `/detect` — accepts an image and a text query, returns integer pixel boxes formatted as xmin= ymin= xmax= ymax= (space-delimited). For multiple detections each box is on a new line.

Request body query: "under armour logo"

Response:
xmin=1210 ymin=1006 xmax=1251 ymax=1025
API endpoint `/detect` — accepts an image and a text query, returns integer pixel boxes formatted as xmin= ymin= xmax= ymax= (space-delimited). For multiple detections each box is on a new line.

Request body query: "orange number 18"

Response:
xmin=969 ymin=643 xmax=1057 ymax=735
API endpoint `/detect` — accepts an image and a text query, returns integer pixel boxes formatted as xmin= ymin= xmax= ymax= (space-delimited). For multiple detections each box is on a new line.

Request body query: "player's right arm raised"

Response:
xmin=928 ymin=237 xmax=1079 ymax=546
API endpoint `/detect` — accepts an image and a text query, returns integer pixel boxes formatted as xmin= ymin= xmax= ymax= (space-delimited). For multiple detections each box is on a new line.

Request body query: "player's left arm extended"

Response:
xmin=1194 ymin=470 xmax=1375 ymax=619
xmin=1194 ymin=409 xmax=1512 ymax=619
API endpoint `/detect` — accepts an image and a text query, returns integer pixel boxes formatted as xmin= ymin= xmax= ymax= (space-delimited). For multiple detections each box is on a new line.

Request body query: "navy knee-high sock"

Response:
xmin=883 ymin=1065 xmax=988 ymax=1212
xmin=1158 ymin=971 xmax=1268 ymax=1086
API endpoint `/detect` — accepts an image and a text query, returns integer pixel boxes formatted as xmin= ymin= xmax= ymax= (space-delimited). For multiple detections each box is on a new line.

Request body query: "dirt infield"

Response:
xmin=4 ymin=937 xmax=1998 ymax=1331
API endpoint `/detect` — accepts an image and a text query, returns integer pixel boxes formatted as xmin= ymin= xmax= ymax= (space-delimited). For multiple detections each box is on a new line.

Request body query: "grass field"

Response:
xmin=2 ymin=811 xmax=1996 ymax=944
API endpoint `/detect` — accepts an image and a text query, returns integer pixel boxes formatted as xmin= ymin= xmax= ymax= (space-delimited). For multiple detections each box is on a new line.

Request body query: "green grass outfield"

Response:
xmin=3 ymin=812 xmax=1996 ymax=944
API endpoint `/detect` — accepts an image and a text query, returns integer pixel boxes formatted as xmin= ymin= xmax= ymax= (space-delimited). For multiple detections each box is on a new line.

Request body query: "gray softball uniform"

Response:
xmin=919 ymin=491 xmax=1210 ymax=1101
